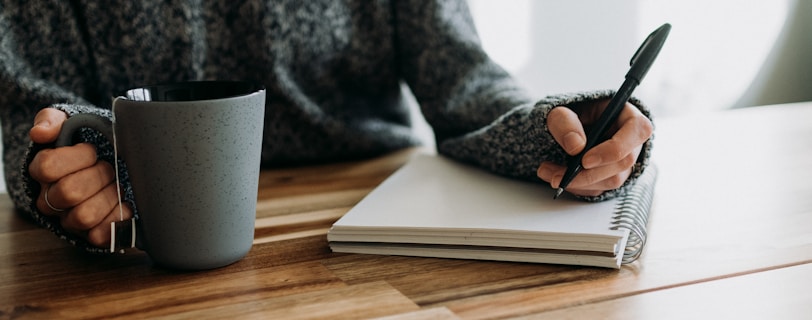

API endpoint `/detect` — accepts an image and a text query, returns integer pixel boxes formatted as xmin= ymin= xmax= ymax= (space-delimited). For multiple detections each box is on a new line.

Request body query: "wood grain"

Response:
xmin=523 ymin=263 xmax=812 ymax=319
xmin=2 ymin=104 xmax=812 ymax=319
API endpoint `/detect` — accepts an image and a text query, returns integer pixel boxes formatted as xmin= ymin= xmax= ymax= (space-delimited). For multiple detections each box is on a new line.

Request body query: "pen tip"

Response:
xmin=553 ymin=188 xmax=564 ymax=199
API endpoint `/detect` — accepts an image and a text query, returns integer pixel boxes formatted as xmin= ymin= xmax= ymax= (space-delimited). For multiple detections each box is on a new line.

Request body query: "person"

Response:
xmin=0 ymin=0 xmax=653 ymax=253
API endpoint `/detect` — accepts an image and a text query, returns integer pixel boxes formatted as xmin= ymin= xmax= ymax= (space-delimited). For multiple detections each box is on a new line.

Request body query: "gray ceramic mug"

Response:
xmin=56 ymin=81 xmax=266 ymax=270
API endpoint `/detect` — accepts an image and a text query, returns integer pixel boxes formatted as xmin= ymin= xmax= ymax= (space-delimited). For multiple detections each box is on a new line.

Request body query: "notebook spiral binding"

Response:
xmin=611 ymin=165 xmax=658 ymax=264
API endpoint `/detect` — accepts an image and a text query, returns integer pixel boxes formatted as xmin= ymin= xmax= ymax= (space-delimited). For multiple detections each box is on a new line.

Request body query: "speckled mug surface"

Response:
xmin=57 ymin=81 xmax=266 ymax=270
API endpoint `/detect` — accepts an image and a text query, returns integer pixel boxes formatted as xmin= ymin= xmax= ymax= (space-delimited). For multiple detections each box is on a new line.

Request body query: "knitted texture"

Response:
xmin=0 ymin=0 xmax=652 ymax=252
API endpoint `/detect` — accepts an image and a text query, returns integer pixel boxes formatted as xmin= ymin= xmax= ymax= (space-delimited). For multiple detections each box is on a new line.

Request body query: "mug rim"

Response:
xmin=119 ymin=81 xmax=266 ymax=102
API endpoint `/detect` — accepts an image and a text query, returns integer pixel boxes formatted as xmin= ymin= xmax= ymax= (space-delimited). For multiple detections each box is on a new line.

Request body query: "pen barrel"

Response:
xmin=559 ymin=78 xmax=637 ymax=191
xmin=557 ymin=22 xmax=668 ymax=194
xmin=559 ymin=157 xmax=583 ymax=191
xmin=583 ymin=79 xmax=637 ymax=149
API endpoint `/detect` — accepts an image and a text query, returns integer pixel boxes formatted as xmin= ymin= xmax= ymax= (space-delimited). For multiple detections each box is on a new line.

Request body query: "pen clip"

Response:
xmin=627 ymin=23 xmax=671 ymax=83
xmin=630 ymin=31 xmax=654 ymax=67
xmin=631 ymin=23 xmax=670 ymax=66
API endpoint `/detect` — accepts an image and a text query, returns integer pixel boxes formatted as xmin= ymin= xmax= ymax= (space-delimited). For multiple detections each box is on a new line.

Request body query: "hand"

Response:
xmin=28 ymin=108 xmax=134 ymax=247
xmin=537 ymin=100 xmax=653 ymax=197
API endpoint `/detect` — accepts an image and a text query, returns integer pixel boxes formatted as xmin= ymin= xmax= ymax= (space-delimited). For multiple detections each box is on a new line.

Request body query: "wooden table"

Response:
xmin=2 ymin=102 xmax=812 ymax=319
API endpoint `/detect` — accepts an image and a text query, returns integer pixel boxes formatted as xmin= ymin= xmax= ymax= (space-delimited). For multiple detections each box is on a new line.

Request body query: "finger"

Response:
xmin=540 ymin=146 xmax=637 ymax=190
xmin=37 ymin=160 xmax=115 ymax=215
xmin=37 ymin=182 xmax=68 ymax=215
xmin=563 ymin=150 xmax=638 ymax=191
xmin=564 ymin=170 xmax=631 ymax=197
xmin=537 ymin=161 xmax=564 ymax=187
xmin=547 ymin=106 xmax=586 ymax=156
xmin=561 ymin=188 xmax=605 ymax=198
xmin=553 ymin=166 xmax=633 ymax=198
xmin=61 ymin=182 xmax=122 ymax=233
xmin=51 ymin=161 xmax=116 ymax=207
xmin=29 ymin=108 xmax=68 ymax=144
xmin=86 ymin=202 xmax=135 ymax=248
xmin=538 ymin=160 xmax=632 ymax=197
xmin=582 ymin=104 xmax=652 ymax=169
xmin=29 ymin=143 xmax=98 ymax=183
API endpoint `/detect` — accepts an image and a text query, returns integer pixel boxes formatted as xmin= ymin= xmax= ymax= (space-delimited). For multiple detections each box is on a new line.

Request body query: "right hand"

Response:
xmin=537 ymin=101 xmax=652 ymax=197
xmin=28 ymin=108 xmax=134 ymax=248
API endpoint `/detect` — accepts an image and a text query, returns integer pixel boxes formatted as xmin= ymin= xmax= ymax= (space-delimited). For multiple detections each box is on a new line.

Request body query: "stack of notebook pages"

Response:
xmin=328 ymin=154 xmax=657 ymax=269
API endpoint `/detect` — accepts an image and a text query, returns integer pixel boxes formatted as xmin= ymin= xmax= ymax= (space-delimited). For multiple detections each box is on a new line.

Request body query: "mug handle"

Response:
xmin=56 ymin=113 xmax=113 ymax=147
xmin=55 ymin=113 xmax=139 ymax=253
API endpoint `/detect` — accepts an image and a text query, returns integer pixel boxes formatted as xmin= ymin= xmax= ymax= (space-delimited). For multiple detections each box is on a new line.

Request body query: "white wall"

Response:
xmin=734 ymin=0 xmax=812 ymax=107
xmin=470 ymin=0 xmax=639 ymax=98
xmin=468 ymin=0 xmax=790 ymax=117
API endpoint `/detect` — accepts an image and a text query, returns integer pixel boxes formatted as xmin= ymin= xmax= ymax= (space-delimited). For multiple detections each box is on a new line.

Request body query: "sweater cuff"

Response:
xmin=438 ymin=89 xmax=653 ymax=202
xmin=21 ymin=104 xmax=127 ymax=254
xmin=541 ymin=90 xmax=654 ymax=202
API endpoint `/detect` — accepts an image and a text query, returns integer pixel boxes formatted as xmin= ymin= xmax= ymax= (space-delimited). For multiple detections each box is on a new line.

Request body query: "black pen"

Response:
xmin=554 ymin=23 xmax=671 ymax=199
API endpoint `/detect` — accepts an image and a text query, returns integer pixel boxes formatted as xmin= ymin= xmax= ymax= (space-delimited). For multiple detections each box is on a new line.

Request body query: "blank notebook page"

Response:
xmin=333 ymin=154 xmax=624 ymax=239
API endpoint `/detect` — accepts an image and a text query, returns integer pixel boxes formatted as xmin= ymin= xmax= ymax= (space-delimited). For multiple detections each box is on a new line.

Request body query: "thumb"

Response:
xmin=29 ymin=108 xmax=68 ymax=144
xmin=547 ymin=106 xmax=586 ymax=156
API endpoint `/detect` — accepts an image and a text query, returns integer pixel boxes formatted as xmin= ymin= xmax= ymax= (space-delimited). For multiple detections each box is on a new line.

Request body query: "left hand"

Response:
xmin=537 ymin=100 xmax=653 ymax=197
xmin=29 ymin=108 xmax=134 ymax=247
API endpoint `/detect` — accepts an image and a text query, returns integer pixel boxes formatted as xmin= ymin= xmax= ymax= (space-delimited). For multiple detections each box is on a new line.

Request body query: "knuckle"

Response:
xmin=570 ymin=189 xmax=603 ymax=197
xmin=96 ymin=161 xmax=116 ymax=181
xmin=57 ymin=181 xmax=86 ymax=204
xmin=580 ymin=171 xmax=600 ymax=187
xmin=605 ymin=141 xmax=625 ymax=162
xmin=86 ymin=229 xmax=109 ymax=248
xmin=78 ymin=143 xmax=100 ymax=158
xmin=119 ymin=204 xmax=135 ymax=220
xmin=620 ymin=153 xmax=637 ymax=168
xmin=98 ymin=160 xmax=114 ymax=172
xmin=69 ymin=206 xmax=101 ymax=230
xmin=585 ymin=190 xmax=604 ymax=197
xmin=606 ymin=175 xmax=626 ymax=189
xmin=36 ymin=198 xmax=52 ymax=214
xmin=31 ymin=150 xmax=61 ymax=181
xmin=637 ymin=117 xmax=654 ymax=140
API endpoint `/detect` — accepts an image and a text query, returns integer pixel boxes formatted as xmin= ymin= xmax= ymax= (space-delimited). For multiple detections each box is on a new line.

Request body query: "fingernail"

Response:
xmin=34 ymin=119 xmax=51 ymax=128
xmin=583 ymin=154 xmax=602 ymax=168
xmin=551 ymin=174 xmax=562 ymax=188
xmin=562 ymin=132 xmax=583 ymax=154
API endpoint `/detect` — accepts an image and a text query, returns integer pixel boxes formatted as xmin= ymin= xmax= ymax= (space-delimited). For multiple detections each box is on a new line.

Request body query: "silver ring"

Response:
xmin=44 ymin=184 xmax=66 ymax=213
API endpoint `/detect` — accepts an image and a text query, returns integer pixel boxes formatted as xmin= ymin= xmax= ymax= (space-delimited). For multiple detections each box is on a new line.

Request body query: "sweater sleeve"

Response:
xmin=392 ymin=0 xmax=653 ymax=201
xmin=0 ymin=75 xmax=128 ymax=254
xmin=0 ymin=4 xmax=131 ymax=252
xmin=15 ymin=104 xmax=129 ymax=254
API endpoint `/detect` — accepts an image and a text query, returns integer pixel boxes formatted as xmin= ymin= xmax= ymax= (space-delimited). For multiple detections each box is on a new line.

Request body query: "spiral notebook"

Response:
xmin=328 ymin=154 xmax=657 ymax=268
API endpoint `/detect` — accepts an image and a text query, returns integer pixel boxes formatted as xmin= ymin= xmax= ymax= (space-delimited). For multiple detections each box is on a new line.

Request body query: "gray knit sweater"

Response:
xmin=0 ymin=0 xmax=651 ymax=252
